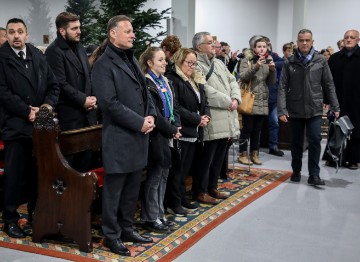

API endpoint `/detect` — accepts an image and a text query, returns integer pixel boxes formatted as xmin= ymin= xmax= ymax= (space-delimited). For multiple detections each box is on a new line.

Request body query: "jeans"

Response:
xmin=268 ymin=102 xmax=279 ymax=150
xmin=141 ymin=165 xmax=169 ymax=222
xmin=290 ymin=116 xmax=322 ymax=176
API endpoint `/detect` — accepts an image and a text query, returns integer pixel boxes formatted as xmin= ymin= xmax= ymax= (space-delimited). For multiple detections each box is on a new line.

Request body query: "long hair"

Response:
xmin=139 ymin=46 xmax=163 ymax=74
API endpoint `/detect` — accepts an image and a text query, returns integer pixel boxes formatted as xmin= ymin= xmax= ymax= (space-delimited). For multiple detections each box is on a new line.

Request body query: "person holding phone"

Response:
xmin=238 ymin=35 xmax=276 ymax=165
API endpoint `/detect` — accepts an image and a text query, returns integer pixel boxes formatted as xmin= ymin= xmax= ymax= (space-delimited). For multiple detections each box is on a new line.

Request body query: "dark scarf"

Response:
xmin=345 ymin=45 xmax=359 ymax=57
xmin=108 ymin=42 xmax=147 ymax=100
xmin=296 ymin=46 xmax=315 ymax=66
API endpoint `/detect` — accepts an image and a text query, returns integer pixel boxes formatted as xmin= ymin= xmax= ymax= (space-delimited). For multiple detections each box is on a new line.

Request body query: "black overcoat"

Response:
xmin=91 ymin=46 xmax=156 ymax=174
xmin=45 ymin=34 xmax=96 ymax=131
xmin=165 ymin=68 xmax=210 ymax=142
xmin=328 ymin=46 xmax=360 ymax=138
xmin=0 ymin=42 xmax=59 ymax=140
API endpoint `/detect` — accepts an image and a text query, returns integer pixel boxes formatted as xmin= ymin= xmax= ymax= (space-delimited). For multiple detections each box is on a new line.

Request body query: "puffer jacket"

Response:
xmin=278 ymin=52 xmax=340 ymax=118
xmin=239 ymin=49 xmax=276 ymax=115
xmin=196 ymin=53 xmax=240 ymax=141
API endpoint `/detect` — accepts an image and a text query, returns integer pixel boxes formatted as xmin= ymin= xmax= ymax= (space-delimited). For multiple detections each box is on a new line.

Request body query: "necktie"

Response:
xmin=18 ymin=51 xmax=27 ymax=68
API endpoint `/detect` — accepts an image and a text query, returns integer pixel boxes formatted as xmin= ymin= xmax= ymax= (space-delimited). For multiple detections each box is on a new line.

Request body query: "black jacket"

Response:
xmin=165 ymin=67 xmax=210 ymax=142
xmin=328 ymin=46 xmax=360 ymax=138
xmin=0 ymin=42 xmax=59 ymax=140
xmin=45 ymin=34 xmax=96 ymax=131
xmin=91 ymin=46 xmax=157 ymax=173
xmin=146 ymin=76 xmax=181 ymax=167
xmin=278 ymin=52 xmax=339 ymax=118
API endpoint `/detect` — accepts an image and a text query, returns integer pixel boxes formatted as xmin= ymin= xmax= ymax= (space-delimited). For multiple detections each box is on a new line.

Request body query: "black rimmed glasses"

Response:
xmin=184 ymin=60 xmax=198 ymax=67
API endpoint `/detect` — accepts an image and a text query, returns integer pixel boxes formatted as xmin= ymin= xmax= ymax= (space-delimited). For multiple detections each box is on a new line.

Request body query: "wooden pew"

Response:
xmin=32 ymin=104 xmax=102 ymax=252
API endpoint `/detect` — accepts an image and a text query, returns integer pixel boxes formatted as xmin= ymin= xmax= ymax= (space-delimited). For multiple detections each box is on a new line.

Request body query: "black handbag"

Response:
xmin=323 ymin=115 xmax=354 ymax=172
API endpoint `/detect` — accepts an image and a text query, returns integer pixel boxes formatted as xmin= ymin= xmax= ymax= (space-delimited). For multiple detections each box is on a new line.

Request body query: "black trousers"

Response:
xmin=2 ymin=138 xmax=37 ymax=223
xmin=239 ymin=115 xmax=266 ymax=152
xmin=290 ymin=116 xmax=322 ymax=176
xmin=101 ymin=170 xmax=143 ymax=240
xmin=165 ymin=141 xmax=197 ymax=209
xmin=193 ymin=138 xmax=228 ymax=195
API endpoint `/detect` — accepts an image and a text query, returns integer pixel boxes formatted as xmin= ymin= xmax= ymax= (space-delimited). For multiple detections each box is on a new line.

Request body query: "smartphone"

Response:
xmin=265 ymin=58 xmax=272 ymax=64
xmin=252 ymin=55 xmax=259 ymax=63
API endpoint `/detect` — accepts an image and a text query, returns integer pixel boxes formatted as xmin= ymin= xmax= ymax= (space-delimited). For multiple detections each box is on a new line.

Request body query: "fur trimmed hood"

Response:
xmin=243 ymin=48 xmax=255 ymax=61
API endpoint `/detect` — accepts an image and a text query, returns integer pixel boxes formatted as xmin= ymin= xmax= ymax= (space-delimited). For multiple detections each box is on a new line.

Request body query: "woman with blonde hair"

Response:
xmin=139 ymin=47 xmax=181 ymax=233
xmin=165 ymin=48 xmax=210 ymax=212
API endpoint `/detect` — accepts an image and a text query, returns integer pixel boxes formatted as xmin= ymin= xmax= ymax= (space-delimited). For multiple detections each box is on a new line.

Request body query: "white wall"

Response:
xmin=305 ymin=0 xmax=360 ymax=51
xmin=146 ymin=0 xmax=360 ymax=54
xmin=195 ymin=0 xmax=279 ymax=53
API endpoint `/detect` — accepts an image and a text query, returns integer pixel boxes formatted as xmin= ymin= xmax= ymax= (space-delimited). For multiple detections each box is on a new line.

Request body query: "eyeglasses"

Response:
xmin=200 ymin=41 xmax=215 ymax=46
xmin=184 ymin=60 xmax=198 ymax=67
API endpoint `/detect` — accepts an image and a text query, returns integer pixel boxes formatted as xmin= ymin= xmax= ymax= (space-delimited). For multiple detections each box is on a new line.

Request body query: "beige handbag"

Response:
xmin=237 ymin=80 xmax=255 ymax=115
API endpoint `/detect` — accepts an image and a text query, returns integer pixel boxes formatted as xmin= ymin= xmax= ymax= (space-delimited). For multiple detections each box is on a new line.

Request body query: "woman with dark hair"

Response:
xmin=320 ymin=48 xmax=331 ymax=61
xmin=139 ymin=47 xmax=181 ymax=233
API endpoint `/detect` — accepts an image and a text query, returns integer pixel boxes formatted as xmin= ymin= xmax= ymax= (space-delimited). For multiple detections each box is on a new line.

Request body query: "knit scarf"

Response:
xmin=148 ymin=70 xmax=174 ymax=122
xmin=296 ymin=46 xmax=315 ymax=66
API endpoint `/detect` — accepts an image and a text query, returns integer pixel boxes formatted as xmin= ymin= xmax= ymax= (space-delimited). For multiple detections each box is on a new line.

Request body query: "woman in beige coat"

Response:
xmin=238 ymin=36 xmax=276 ymax=165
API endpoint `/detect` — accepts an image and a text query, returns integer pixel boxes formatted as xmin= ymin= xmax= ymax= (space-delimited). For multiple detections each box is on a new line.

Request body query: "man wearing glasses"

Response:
xmin=191 ymin=32 xmax=240 ymax=204
xmin=327 ymin=29 xmax=360 ymax=169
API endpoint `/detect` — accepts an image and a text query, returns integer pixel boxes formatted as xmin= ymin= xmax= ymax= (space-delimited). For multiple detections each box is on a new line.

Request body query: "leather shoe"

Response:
xmin=308 ymin=175 xmax=325 ymax=186
xmin=105 ymin=238 xmax=130 ymax=256
xmin=121 ymin=231 xmax=153 ymax=243
xmin=197 ymin=193 xmax=218 ymax=205
xmin=290 ymin=171 xmax=301 ymax=182
xmin=209 ymin=189 xmax=229 ymax=199
xmin=269 ymin=148 xmax=284 ymax=157
xmin=143 ymin=220 xmax=169 ymax=233
xmin=3 ymin=223 xmax=26 ymax=238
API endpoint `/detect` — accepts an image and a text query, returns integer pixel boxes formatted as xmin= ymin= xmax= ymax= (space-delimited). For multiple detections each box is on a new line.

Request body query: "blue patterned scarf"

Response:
xmin=148 ymin=70 xmax=174 ymax=122
xmin=296 ymin=46 xmax=315 ymax=66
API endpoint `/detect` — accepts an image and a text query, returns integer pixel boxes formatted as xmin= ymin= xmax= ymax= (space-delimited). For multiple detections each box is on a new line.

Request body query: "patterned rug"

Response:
xmin=0 ymin=167 xmax=291 ymax=261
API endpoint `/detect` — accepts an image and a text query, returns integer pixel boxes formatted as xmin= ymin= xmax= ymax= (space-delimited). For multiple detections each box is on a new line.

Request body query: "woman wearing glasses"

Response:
xmin=139 ymin=47 xmax=181 ymax=233
xmin=238 ymin=36 xmax=276 ymax=165
xmin=164 ymin=48 xmax=210 ymax=215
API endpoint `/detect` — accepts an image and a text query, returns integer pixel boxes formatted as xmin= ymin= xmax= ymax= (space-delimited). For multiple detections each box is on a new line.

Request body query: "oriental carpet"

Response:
xmin=0 ymin=166 xmax=291 ymax=261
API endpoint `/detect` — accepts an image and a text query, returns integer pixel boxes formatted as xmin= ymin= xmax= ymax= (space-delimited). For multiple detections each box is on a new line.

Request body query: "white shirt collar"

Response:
xmin=11 ymin=46 xmax=27 ymax=59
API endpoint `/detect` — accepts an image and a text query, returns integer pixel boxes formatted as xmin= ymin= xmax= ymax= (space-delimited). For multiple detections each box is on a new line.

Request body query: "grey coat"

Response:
xmin=239 ymin=50 xmax=276 ymax=115
xmin=91 ymin=46 xmax=156 ymax=174
xmin=278 ymin=52 xmax=339 ymax=118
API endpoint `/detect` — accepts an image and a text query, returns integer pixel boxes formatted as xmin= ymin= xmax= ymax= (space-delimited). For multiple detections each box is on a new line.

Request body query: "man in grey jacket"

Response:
xmin=278 ymin=29 xmax=340 ymax=186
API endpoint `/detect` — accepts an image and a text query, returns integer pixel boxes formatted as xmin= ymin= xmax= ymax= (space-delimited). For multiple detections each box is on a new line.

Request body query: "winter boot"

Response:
xmin=250 ymin=151 xmax=262 ymax=165
xmin=238 ymin=151 xmax=253 ymax=165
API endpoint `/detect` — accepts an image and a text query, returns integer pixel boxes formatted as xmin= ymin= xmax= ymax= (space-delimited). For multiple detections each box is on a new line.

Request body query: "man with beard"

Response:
xmin=46 ymin=12 xmax=97 ymax=172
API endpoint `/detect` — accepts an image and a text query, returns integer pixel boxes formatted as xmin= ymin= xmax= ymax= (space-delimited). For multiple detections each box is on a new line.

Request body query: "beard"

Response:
xmin=65 ymin=31 xmax=81 ymax=44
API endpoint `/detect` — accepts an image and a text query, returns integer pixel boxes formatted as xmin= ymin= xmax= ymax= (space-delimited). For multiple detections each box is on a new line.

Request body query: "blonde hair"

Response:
xmin=170 ymin=48 xmax=197 ymax=68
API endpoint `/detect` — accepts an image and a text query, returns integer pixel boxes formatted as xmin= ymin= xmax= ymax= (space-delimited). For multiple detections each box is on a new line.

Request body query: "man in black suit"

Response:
xmin=92 ymin=15 xmax=157 ymax=256
xmin=45 ymin=12 xmax=96 ymax=172
xmin=0 ymin=18 xmax=59 ymax=238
